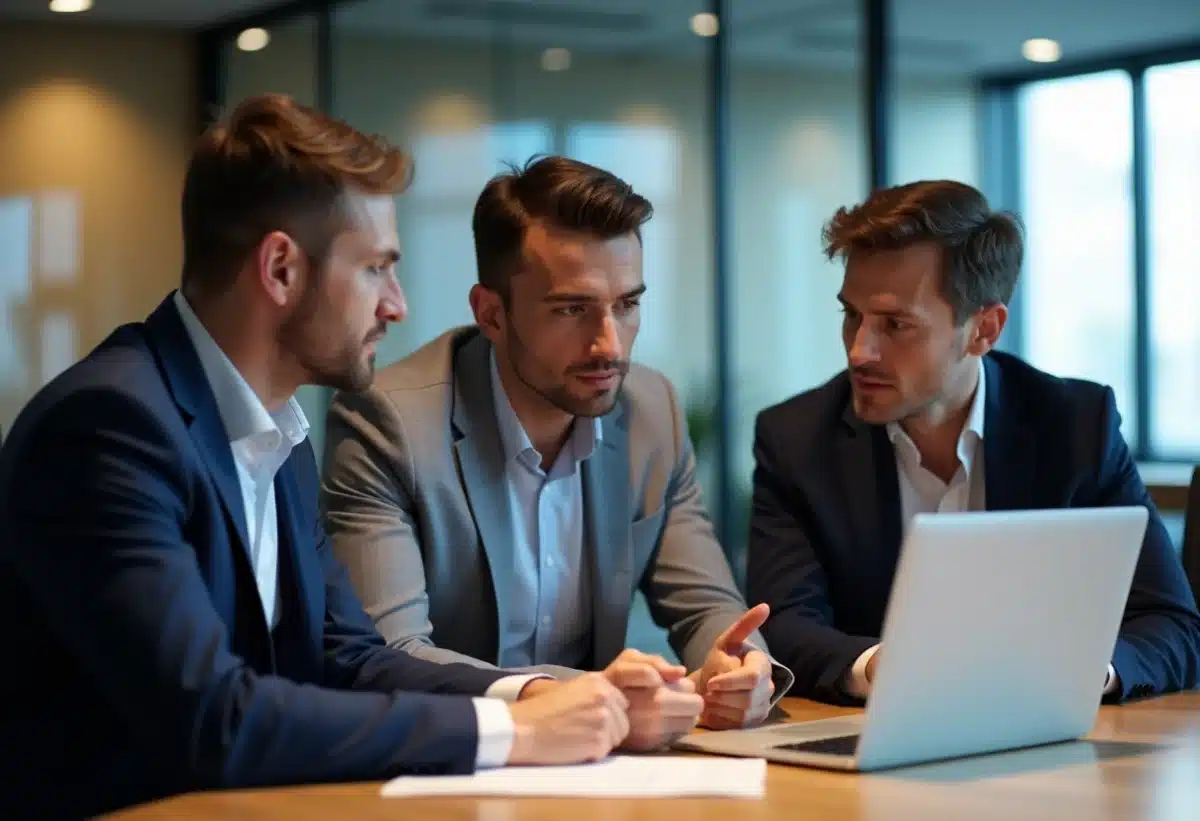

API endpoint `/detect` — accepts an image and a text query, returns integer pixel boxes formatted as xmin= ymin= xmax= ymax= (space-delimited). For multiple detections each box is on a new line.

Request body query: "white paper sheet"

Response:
xmin=380 ymin=755 xmax=767 ymax=799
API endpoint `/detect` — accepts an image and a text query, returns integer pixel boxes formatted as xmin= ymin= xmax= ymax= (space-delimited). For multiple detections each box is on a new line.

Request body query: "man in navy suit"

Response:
xmin=748 ymin=180 xmax=1200 ymax=705
xmin=0 ymin=94 xmax=696 ymax=818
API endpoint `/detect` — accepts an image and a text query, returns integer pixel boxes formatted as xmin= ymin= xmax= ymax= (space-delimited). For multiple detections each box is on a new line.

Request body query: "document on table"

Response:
xmin=380 ymin=755 xmax=767 ymax=799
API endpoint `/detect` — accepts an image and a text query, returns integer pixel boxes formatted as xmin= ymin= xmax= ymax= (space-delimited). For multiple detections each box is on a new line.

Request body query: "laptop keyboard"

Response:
xmin=772 ymin=717 xmax=863 ymax=737
xmin=774 ymin=734 xmax=861 ymax=756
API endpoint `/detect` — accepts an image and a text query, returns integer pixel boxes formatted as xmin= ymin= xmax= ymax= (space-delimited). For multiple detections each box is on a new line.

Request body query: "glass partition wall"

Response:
xmin=200 ymin=0 xmax=1200 ymax=582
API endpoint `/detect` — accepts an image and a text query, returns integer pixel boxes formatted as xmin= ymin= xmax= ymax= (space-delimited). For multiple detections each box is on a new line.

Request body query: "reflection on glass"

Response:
xmin=223 ymin=14 xmax=318 ymax=108
xmin=1146 ymin=60 xmax=1200 ymax=457
xmin=39 ymin=311 xmax=76 ymax=385
xmin=1019 ymin=71 xmax=1137 ymax=445
xmin=0 ymin=192 xmax=83 ymax=432
xmin=37 ymin=190 xmax=79 ymax=284
xmin=0 ymin=196 xmax=34 ymax=417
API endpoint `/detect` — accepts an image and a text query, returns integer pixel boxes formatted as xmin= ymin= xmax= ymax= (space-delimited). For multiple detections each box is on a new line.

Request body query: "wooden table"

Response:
xmin=105 ymin=692 xmax=1200 ymax=820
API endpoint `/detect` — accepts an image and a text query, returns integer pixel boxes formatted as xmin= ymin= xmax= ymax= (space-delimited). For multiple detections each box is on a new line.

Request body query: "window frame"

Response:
xmin=981 ymin=40 xmax=1200 ymax=463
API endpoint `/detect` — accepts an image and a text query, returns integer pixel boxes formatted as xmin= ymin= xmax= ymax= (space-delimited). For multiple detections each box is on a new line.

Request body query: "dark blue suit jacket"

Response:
xmin=747 ymin=351 xmax=1200 ymax=705
xmin=0 ymin=296 xmax=510 ymax=817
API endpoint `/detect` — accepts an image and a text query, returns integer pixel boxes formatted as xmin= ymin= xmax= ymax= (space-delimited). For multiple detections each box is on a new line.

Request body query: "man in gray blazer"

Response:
xmin=321 ymin=156 xmax=793 ymax=743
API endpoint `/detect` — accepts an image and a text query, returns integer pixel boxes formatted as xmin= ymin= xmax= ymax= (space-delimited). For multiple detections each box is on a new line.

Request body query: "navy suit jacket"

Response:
xmin=747 ymin=351 xmax=1200 ymax=705
xmin=0 ymin=296 xmax=510 ymax=818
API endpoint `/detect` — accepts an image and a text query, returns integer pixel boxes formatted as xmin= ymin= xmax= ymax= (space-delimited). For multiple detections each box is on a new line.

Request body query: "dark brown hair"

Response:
xmin=823 ymin=180 xmax=1023 ymax=324
xmin=472 ymin=155 xmax=653 ymax=298
xmin=181 ymin=93 xmax=413 ymax=293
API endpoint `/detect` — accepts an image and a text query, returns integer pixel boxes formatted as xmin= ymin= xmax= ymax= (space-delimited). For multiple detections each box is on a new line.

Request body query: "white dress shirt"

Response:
xmin=491 ymin=351 xmax=599 ymax=669
xmin=843 ymin=358 xmax=1117 ymax=697
xmin=172 ymin=291 xmax=533 ymax=767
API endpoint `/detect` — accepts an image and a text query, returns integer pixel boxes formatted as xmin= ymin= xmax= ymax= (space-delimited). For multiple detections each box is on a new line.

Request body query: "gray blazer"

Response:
xmin=321 ymin=327 xmax=793 ymax=695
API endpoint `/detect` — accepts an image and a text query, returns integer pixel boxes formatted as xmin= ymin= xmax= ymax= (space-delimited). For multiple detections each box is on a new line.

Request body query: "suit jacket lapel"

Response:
xmin=272 ymin=461 xmax=324 ymax=681
xmin=837 ymin=401 xmax=903 ymax=570
xmin=982 ymin=355 xmax=1036 ymax=511
xmin=144 ymin=296 xmax=251 ymax=557
xmin=451 ymin=333 xmax=517 ymax=658
xmin=584 ymin=405 xmax=632 ymax=670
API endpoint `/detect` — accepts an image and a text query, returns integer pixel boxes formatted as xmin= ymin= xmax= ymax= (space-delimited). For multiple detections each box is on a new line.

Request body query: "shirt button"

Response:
xmin=541 ymin=616 xmax=551 ymax=627
xmin=544 ymin=556 xmax=555 ymax=568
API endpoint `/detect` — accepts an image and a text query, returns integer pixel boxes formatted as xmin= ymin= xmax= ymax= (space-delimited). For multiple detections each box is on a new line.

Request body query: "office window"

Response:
xmin=1146 ymin=60 xmax=1200 ymax=457
xmin=392 ymin=121 xmax=554 ymax=359
xmin=1018 ymin=71 xmax=1137 ymax=445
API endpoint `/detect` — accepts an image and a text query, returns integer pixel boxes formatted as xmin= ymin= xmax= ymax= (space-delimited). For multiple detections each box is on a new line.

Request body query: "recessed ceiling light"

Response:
xmin=49 ymin=0 xmax=92 ymax=11
xmin=690 ymin=12 xmax=719 ymax=37
xmin=236 ymin=27 xmax=270 ymax=52
xmin=1021 ymin=38 xmax=1061 ymax=63
xmin=540 ymin=47 xmax=571 ymax=72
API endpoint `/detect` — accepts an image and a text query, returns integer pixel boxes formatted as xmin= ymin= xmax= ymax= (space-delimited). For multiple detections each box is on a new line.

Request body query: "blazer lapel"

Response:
xmin=272 ymin=461 xmax=324 ymax=681
xmin=837 ymin=401 xmax=903 ymax=569
xmin=451 ymin=334 xmax=517 ymax=657
xmin=982 ymin=355 xmax=1037 ymax=511
xmin=584 ymin=405 xmax=632 ymax=670
xmin=144 ymin=296 xmax=250 ymax=556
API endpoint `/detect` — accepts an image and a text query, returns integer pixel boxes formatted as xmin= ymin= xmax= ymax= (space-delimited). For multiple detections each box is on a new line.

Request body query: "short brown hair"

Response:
xmin=823 ymin=180 xmax=1023 ymax=324
xmin=181 ymin=93 xmax=412 ymax=292
xmin=472 ymin=155 xmax=653 ymax=298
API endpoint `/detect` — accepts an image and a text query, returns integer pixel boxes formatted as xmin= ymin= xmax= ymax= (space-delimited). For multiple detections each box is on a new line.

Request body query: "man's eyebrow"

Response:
xmin=543 ymin=285 xmax=647 ymax=303
xmin=543 ymin=292 xmax=599 ymax=303
xmin=837 ymin=293 xmax=913 ymax=317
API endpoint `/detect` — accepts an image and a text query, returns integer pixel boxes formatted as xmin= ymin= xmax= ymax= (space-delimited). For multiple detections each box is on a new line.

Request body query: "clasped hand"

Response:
xmin=506 ymin=605 xmax=777 ymax=765
xmin=506 ymin=649 xmax=704 ymax=764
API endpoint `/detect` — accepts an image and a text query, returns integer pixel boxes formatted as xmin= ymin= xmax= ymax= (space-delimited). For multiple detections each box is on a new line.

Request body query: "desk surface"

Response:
xmin=103 ymin=691 xmax=1200 ymax=821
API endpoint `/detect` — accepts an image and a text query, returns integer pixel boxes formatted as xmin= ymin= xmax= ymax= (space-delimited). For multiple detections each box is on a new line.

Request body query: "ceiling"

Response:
xmin=0 ymin=0 xmax=272 ymax=27
xmin=2 ymin=0 xmax=1199 ymax=76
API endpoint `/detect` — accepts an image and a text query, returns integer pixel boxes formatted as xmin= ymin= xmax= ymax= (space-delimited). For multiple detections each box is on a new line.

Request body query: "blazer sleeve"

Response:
xmin=320 ymin=387 xmax=581 ymax=681
xmin=7 ymin=389 xmax=485 ymax=789
xmin=1091 ymin=388 xmax=1200 ymax=699
xmin=281 ymin=440 xmax=513 ymax=696
xmin=746 ymin=412 xmax=877 ymax=704
xmin=639 ymin=374 xmax=794 ymax=702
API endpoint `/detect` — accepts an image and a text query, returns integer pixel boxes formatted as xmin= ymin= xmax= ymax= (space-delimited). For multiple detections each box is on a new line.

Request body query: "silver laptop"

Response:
xmin=676 ymin=506 xmax=1148 ymax=771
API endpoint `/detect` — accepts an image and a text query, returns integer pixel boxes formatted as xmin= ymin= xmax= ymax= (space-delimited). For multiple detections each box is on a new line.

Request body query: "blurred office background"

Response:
xmin=2 ymin=1 xmax=1199 ymax=653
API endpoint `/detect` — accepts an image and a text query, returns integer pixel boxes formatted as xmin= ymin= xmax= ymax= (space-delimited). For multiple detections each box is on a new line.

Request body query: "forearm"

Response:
xmin=342 ymin=635 xmax=584 ymax=694
xmin=1111 ymin=611 xmax=1200 ymax=697
xmin=764 ymin=613 xmax=877 ymax=704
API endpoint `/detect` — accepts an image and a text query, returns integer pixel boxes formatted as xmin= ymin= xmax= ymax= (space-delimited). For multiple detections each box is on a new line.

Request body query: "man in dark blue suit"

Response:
xmin=0 ymin=94 xmax=689 ymax=818
xmin=748 ymin=180 xmax=1200 ymax=706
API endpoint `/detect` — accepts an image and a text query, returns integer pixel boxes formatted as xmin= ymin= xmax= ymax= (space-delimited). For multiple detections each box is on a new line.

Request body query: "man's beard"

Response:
xmin=504 ymin=317 xmax=626 ymax=418
xmin=278 ymin=286 xmax=381 ymax=394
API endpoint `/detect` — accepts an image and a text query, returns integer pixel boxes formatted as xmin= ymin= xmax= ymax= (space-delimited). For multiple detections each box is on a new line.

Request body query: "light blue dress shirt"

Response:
xmin=490 ymin=351 xmax=602 ymax=669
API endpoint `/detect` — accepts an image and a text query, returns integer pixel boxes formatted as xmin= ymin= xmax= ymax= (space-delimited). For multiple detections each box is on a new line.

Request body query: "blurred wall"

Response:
xmin=0 ymin=22 xmax=194 ymax=433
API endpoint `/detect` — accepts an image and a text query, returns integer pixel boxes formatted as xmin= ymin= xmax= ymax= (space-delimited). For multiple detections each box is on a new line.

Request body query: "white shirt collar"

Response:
xmin=489 ymin=348 xmax=601 ymax=467
xmin=887 ymin=356 xmax=986 ymax=473
xmin=172 ymin=290 xmax=309 ymax=450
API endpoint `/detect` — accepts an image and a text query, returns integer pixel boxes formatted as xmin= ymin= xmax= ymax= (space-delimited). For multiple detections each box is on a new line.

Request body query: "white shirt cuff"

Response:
xmin=844 ymin=645 xmax=879 ymax=698
xmin=1103 ymin=664 xmax=1118 ymax=695
xmin=485 ymin=674 xmax=547 ymax=703
xmin=472 ymin=675 xmax=552 ymax=768
xmin=471 ymin=697 xmax=515 ymax=769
